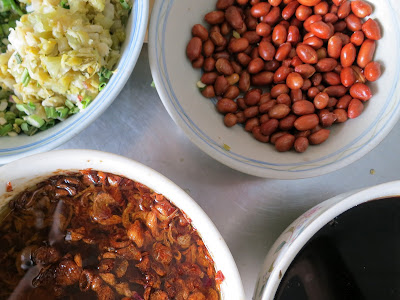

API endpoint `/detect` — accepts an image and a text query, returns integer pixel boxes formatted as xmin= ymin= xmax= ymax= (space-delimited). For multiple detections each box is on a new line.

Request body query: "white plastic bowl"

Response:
xmin=0 ymin=149 xmax=245 ymax=300
xmin=253 ymin=181 xmax=400 ymax=300
xmin=149 ymin=0 xmax=400 ymax=179
xmin=0 ymin=0 xmax=149 ymax=165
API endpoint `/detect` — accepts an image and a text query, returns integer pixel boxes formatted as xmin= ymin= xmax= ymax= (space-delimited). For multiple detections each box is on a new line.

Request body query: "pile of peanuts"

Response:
xmin=186 ymin=0 xmax=381 ymax=152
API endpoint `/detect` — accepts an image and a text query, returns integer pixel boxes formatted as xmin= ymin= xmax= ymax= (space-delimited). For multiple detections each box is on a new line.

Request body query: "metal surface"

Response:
xmin=58 ymin=45 xmax=400 ymax=299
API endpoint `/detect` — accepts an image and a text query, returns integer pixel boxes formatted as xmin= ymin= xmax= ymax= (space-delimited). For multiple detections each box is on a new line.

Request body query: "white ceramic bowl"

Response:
xmin=0 ymin=1 xmax=148 ymax=165
xmin=0 ymin=149 xmax=245 ymax=300
xmin=149 ymin=0 xmax=400 ymax=179
xmin=253 ymin=181 xmax=400 ymax=300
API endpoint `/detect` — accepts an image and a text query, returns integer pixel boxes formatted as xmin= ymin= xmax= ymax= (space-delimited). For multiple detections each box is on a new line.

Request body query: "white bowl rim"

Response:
xmin=0 ymin=149 xmax=245 ymax=299
xmin=0 ymin=0 xmax=149 ymax=165
xmin=256 ymin=180 xmax=400 ymax=300
xmin=148 ymin=0 xmax=400 ymax=180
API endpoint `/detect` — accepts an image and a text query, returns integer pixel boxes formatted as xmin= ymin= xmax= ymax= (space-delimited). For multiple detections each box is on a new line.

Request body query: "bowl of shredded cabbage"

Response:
xmin=0 ymin=0 xmax=148 ymax=163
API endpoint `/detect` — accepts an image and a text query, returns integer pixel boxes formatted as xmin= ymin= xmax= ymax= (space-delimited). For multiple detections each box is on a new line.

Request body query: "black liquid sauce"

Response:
xmin=275 ymin=198 xmax=400 ymax=300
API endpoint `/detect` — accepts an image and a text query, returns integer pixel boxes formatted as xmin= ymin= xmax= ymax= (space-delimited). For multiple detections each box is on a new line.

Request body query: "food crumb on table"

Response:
xmin=223 ymin=143 xmax=231 ymax=151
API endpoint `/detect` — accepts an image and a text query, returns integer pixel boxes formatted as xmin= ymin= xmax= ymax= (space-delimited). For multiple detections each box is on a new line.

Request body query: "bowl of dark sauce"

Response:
xmin=0 ymin=149 xmax=245 ymax=300
xmin=254 ymin=183 xmax=400 ymax=300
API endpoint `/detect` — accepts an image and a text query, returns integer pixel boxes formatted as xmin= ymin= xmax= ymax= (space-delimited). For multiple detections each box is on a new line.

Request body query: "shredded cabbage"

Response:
xmin=0 ymin=0 xmax=129 ymax=126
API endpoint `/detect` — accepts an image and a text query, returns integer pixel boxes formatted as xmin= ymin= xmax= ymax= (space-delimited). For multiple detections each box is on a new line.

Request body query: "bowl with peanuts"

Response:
xmin=149 ymin=0 xmax=400 ymax=179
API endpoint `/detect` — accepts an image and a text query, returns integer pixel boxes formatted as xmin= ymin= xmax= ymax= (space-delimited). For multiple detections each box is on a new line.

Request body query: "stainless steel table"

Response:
xmin=58 ymin=44 xmax=400 ymax=299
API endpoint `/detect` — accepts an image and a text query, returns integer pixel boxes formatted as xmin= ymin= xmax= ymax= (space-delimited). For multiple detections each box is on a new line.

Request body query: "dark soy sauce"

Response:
xmin=275 ymin=197 xmax=400 ymax=300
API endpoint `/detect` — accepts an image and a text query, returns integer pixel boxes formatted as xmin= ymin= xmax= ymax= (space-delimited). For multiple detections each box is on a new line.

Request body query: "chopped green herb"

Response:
xmin=14 ymin=117 xmax=23 ymax=125
xmin=17 ymin=110 xmax=26 ymax=117
xmin=4 ymin=110 xmax=15 ymax=121
xmin=56 ymin=107 xmax=69 ymax=119
xmin=65 ymin=100 xmax=74 ymax=109
xmin=26 ymin=114 xmax=45 ymax=128
xmin=8 ymin=18 xmax=16 ymax=28
xmin=8 ymin=0 xmax=24 ymax=16
xmin=68 ymin=106 xmax=79 ymax=115
xmin=14 ymin=52 xmax=22 ymax=64
xmin=21 ymin=68 xmax=30 ymax=86
xmin=151 ymin=81 xmax=155 ymax=88
xmin=16 ymin=103 xmax=35 ymax=115
xmin=81 ymin=96 xmax=92 ymax=109
xmin=99 ymin=82 xmax=107 ymax=91
xmin=120 ymin=0 xmax=130 ymax=10
xmin=60 ymin=0 xmax=70 ymax=9
xmin=0 ymin=123 xmax=12 ymax=136
xmin=20 ymin=122 xmax=28 ymax=131
xmin=1 ymin=23 xmax=9 ymax=35
xmin=0 ymin=0 xmax=24 ymax=16
xmin=98 ymin=67 xmax=112 ymax=82
xmin=27 ymin=102 xmax=36 ymax=110
xmin=0 ymin=0 xmax=12 ymax=13
xmin=21 ymin=123 xmax=38 ymax=136
xmin=44 ymin=106 xmax=57 ymax=119
xmin=39 ymin=119 xmax=56 ymax=131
